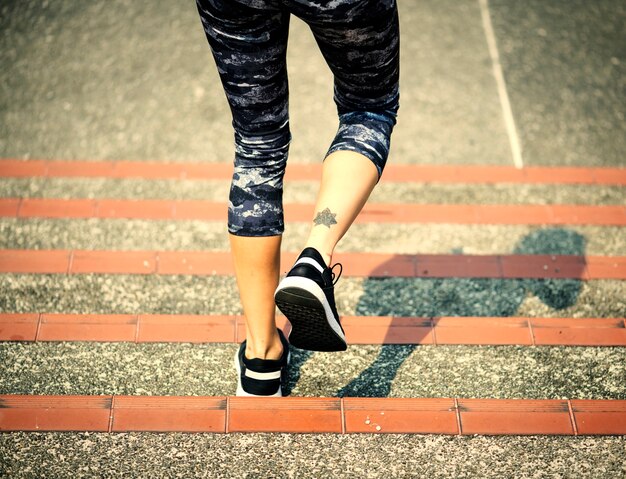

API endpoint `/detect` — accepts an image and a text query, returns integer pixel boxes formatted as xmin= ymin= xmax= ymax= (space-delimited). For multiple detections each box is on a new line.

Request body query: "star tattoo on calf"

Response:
xmin=313 ymin=207 xmax=338 ymax=228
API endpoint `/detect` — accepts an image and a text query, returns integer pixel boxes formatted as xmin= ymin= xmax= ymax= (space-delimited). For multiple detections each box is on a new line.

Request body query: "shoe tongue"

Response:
xmin=299 ymin=247 xmax=327 ymax=269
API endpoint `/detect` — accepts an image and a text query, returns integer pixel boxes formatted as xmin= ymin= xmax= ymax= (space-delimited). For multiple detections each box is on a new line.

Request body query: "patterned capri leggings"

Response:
xmin=196 ymin=0 xmax=400 ymax=236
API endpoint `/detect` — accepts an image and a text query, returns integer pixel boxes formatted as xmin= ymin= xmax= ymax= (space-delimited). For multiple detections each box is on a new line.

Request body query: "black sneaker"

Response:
xmin=234 ymin=328 xmax=290 ymax=397
xmin=274 ymin=247 xmax=347 ymax=352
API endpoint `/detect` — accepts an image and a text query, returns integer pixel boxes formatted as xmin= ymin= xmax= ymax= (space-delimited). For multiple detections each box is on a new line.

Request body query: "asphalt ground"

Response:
xmin=1 ymin=0 xmax=624 ymax=167
xmin=489 ymin=0 xmax=625 ymax=167
xmin=1 ymin=0 xmax=513 ymax=165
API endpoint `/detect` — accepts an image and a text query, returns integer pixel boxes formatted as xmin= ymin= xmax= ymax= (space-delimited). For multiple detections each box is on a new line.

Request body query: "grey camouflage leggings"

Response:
xmin=196 ymin=0 xmax=400 ymax=236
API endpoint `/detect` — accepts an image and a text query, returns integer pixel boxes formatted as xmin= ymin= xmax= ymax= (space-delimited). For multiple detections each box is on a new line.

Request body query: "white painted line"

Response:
xmin=479 ymin=0 xmax=524 ymax=169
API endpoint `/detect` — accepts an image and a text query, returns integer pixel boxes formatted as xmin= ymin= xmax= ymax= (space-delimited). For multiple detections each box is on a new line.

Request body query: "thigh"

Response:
xmin=296 ymin=0 xmax=400 ymax=114
xmin=196 ymin=0 xmax=291 ymax=134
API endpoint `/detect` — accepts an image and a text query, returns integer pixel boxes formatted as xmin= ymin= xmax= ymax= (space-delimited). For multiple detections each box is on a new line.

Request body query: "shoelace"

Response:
xmin=330 ymin=262 xmax=343 ymax=286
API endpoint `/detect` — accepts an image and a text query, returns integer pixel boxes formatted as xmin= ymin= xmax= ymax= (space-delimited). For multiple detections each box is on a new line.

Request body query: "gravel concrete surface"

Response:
xmin=1 ymin=274 xmax=624 ymax=318
xmin=1 ymin=342 xmax=624 ymax=399
xmin=1 ymin=433 xmax=624 ymax=479
xmin=1 ymin=177 xmax=624 ymax=205
xmin=1 ymin=219 xmax=625 ymax=256
xmin=0 ymin=0 xmax=513 ymax=166
xmin=489 ymin=0 xmax=625 ymax=167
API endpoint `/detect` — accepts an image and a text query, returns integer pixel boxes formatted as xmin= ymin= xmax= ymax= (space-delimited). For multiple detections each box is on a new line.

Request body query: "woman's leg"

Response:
xmin=274 ymin=0 xmax=400 ymax=352
xmin=196 ymin=0 xmax=291 ymax=361
xmin=304 ymin=149 xmax=379 ymax=266
xmin=292 ymin=0 xmax=401 ymax=265
xmin=230 ymin=234 xmax=283 ymax=359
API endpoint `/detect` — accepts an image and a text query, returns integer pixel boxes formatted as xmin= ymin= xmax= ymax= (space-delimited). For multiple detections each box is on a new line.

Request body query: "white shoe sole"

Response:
xmin=274 ymin=276 xmax=347 ymax=352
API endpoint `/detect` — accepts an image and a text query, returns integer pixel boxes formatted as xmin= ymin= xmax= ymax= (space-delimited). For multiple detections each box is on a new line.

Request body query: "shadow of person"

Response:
xmin=514 ymin=228 xmax=587 ymax=309
xmin=334 ymin=227 xmax=587 ymax=398
xmin=282 ymin=347 xmax=313 ymax=396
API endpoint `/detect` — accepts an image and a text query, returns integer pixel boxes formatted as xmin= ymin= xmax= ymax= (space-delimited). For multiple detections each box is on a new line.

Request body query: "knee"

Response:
xmin=233 ymin=120 xmax=292 ymax=166
xmin=326 ymin=105 xmax=398 ymax=179
xmin=229 ymin=121 xmax=291 ymax=237
xmin=334 ymin=79 xmax=400 ymax=126
xmin=231 ymin=123 xmax=291 ymax=198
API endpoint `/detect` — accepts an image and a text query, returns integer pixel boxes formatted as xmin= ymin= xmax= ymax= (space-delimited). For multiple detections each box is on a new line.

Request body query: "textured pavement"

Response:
xmin=1 ymin=433 xmax=625 ymax=479
xmin=1 ymin=177 xmax=624 ymax=204
xmin=1 ymin=342 xmax=625 ymax=399
xmin=3 ymin=0 xmax=623 ymax=167
xmin=2 ymin=218 xmax=625 ymax=255
xmin=2 ymin=274 xmax=625 ymax=317
xmin=489 ymin=0 xmax=625 ymax=166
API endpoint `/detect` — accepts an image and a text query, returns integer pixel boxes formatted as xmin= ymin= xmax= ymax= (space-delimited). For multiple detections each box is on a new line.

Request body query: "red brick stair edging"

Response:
xmin=1 ymin=395 xmax=624 ymax=435
xmin=2 ymin=313 xmax=625 ymax=347
xmin=2 ymin=198 xmax=625 ymax=225
xmin=1 ymin=159 xmax=625 ymax=185
xmin=1 ymin=250 xmax=624 ymax=279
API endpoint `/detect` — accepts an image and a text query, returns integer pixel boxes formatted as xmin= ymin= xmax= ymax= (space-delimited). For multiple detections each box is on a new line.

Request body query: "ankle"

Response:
xmin=245 ymin=333 xmax=284 ymax=361
xmin=303 ymin=243 xmax=333 ymax=267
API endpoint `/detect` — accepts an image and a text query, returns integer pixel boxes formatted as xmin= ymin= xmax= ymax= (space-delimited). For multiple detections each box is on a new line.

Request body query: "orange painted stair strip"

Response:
xmin=0 ymin=249 xmax=624 ymax=279
xmin=1 ymin=395 xmax=624 ymax=435
xmin=1 ymin=159 xmax=626 ymax=185
xmin=1 ymin=198 xmax=625 ymax=225
xmin=1 ymin=313 xmax=625 ymax=346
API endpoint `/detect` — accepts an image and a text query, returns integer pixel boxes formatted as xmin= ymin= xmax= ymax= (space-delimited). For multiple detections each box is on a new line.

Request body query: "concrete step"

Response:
xmin=1 ymin=341 xmax=624 ymax=399
xmin=1 ymin=274 xmax=624 ymax=318
xmin=1 ymin=431 xmax=624 ymax=478
xmin=2 ymin=219 xmax=624 ymax=256
xmin=1 ymin=176 xmax=624 ymax=205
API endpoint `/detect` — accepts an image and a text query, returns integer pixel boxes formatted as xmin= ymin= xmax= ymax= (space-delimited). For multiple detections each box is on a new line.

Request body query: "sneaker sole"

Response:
xmin=233 ymin=348 xmax=291 ymax=397
xmin=274 ymin=276 xmax=347 ymax=352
